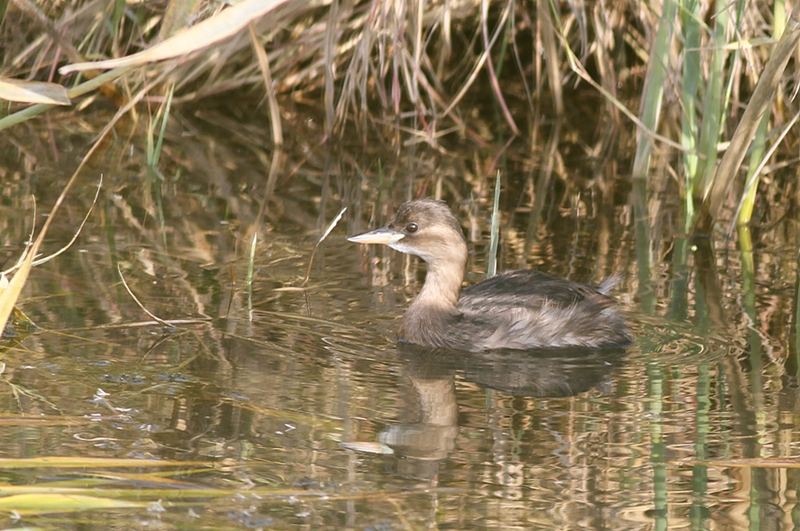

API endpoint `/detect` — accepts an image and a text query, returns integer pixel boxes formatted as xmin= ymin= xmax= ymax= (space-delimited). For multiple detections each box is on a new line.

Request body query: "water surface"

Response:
xmin=0 ymin=108 xmax=797 ymax=531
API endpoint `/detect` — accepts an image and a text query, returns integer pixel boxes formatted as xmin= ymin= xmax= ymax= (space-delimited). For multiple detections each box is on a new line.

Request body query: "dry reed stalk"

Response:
xmin=536 ymin=0 xmax=562 ymax=117
xmin=248 ymin=22 xmax=283 ymax=147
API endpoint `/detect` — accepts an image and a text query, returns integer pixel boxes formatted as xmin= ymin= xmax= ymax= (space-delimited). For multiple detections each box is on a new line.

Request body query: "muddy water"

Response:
xmin=0 ymin=109 xmax=798 ymax=531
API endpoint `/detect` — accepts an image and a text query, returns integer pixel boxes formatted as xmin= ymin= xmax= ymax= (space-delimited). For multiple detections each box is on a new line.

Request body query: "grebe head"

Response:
xmin=348 ymin=199 xmax=467 ymax=268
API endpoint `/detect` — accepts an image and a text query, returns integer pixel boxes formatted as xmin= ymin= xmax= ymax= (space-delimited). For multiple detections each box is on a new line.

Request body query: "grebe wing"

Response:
xmin=458 ymin=270 xmax=617 ymax=314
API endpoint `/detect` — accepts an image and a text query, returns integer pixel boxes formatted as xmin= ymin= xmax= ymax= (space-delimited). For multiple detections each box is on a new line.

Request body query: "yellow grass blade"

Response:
xmin=0 ymin=457 xmax=213 ymax=468
xmin=0 ymin=250 xmax=36 ymax=336
xmin=0 ymin=493 xmax=143 ymax=515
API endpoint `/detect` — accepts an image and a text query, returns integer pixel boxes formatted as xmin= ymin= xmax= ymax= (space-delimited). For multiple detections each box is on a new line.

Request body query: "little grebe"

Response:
xmin=348 ymin=199 xmax=630 ymax=351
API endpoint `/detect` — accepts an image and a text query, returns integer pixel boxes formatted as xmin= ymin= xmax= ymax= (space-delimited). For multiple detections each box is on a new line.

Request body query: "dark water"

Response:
xmin=1 ymin=109 xmax=799 ymax=531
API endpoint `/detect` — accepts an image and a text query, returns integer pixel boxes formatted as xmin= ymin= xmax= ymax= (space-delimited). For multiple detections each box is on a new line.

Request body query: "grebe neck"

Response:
xmin=409 ymin=252 xmax=466 ymax=314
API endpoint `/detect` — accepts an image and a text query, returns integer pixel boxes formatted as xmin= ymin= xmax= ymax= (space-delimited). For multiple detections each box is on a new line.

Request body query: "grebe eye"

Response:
xmin=405 ymin=223 xmax=419 ymax=233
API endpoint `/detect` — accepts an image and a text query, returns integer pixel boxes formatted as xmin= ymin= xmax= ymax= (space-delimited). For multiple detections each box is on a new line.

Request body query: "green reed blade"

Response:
xmin=680 ymin=0 xmax=702 ymax=226
xmin=693 ymin=0 xmax=733 ymax=200
xmin=632 ymin=0 xmax=678 ymax=180
xmin=147 ymin=84 xmax=174 ymax=170
xmin=111 ymin=0 xmax=126 ymax=39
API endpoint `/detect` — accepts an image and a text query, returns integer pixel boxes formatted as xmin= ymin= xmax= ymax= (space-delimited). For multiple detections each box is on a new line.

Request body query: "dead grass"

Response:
xmin=0 ymin=0 xmax=797 ymax=231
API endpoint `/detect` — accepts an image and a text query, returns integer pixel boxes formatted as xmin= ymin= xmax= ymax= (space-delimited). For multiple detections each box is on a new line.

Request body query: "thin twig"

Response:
xmin=117 ymin=264 xmax=174 ymax=330
xmin=304 ymin=206 xmax=347 ymax=285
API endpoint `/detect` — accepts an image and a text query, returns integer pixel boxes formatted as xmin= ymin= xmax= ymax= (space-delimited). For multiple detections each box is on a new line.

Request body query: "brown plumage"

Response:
xmin=349 ymin=199 xmax=630 ymax=351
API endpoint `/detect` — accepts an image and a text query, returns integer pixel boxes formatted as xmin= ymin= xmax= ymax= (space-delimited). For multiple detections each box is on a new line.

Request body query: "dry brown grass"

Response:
xmin=0 ymin=0 xmax=797 ymax=231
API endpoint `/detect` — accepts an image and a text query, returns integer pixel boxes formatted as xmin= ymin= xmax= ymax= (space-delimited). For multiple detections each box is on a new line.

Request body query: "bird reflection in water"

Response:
xmin=342 ymin=343 xmax=627 ymax=479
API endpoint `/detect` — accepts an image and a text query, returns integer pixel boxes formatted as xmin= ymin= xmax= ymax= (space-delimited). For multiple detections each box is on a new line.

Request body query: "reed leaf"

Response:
xmin=692 ymin=0 xmax=736 ymax=201
xmin=693 ymin=9 xmax=800 ymax=233
xmin=735 ymin=3 xmax=789 ymax=228
xmin=631 ymin=0 xmax=677 ymax=180
xmin=538 ymin=0 xmax=563 ymax=115
xmin=0 ymin=77 xmax=70 ymax=105
xmin=146 ymin=84 xmax=174 ymax=170
xmin=249 ymin=22 xmax=283 ymax=147
xmin=59 ymin=0 xmax=290 ymax=75
xmin=0 ymin=67 xmax=131 ymax=131
xmin=730 ymin=109 xmax=800 ymax=234
xmin=680 ymin=0 xmax=702 ymax=226
xmin=735 ymin=112 xmax=769 ymax=227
